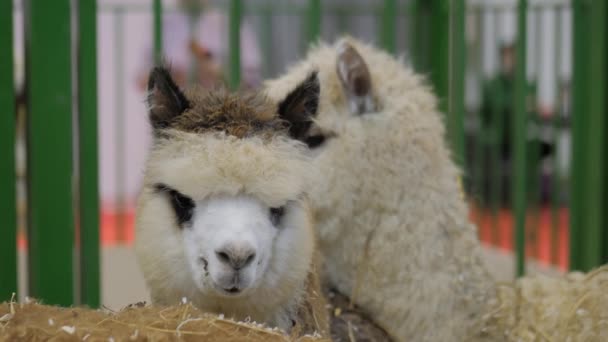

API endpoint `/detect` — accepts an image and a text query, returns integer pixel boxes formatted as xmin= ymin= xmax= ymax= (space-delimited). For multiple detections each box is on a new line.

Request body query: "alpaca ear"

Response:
xmin=147 ymin=67 xmax=190 ymax=130
xmin=336 ymin=40 xmax=376 ymax=114
xmin=277 ymin=71 xmax=320 ymax=141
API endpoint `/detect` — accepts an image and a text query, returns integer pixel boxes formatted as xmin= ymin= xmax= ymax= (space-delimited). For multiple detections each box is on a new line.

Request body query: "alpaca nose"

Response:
xmin=215 ymin=244 xmax=256 ymax=270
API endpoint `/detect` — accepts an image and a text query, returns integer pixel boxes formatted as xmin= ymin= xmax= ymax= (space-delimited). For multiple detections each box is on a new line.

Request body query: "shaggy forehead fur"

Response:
xmin=144 ymin=130 xmax=315 ymax=207
xmin=144 ymin=86 xmax=316 ymax=206
xmin=168 ymin=87 xmax=286 ymax=139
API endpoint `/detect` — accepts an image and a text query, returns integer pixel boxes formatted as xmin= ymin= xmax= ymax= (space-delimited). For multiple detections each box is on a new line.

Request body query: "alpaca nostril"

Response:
xmin=215 ymin=247 xmax=256 ymax=270
xmin=244 ymin=252 xmax=256 ymax=267
xmin=216 ymin=251 xmax=231 ymax=264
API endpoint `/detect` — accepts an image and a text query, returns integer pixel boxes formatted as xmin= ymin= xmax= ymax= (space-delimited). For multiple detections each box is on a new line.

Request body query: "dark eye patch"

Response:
xmin=155 ymin=184 xmax=195 ymax=227
xmin=304 ymin=134 xmax=326 ymax=149
xmin=269 ymin=206 xmax=285 ymax=227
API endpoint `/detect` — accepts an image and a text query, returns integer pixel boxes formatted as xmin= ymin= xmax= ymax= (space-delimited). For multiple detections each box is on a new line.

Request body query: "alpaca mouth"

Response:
xmin=226 ymin=287 xmax=240 ymax=294
xmin=212 ymin=282 xmax=245 ymax=297
xmin=219 ymin=285 xmax=243 ymax=296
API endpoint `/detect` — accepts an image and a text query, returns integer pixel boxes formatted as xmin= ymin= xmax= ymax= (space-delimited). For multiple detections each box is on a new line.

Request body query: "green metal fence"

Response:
xmin=1 ymin=0 xmax=606 ymax=307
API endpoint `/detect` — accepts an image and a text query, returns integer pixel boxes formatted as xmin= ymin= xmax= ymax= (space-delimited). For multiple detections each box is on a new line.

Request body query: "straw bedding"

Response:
xmin=0 ymin=298 xmax=327 ymax=342
xmin=0 ymin=289 xmax=389 ymax=342
xmin=478 ymin=265 xmax=608 ymax=341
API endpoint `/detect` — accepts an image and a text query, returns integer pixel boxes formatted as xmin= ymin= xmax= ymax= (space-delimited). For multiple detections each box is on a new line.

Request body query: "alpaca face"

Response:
xmin=136 ymin=67 xmax=320 ymax=308
xmin=172 ymin=194 xmax=301 ymax=297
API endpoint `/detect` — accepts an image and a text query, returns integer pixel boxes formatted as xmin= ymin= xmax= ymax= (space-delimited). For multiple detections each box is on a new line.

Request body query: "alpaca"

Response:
xmin=264 ymin=38 xmax=496 ymax=341
xmin=135 ymin=67 xmax=328 ymax=336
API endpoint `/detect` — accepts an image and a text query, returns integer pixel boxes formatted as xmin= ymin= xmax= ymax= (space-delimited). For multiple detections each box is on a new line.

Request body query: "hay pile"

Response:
xmin=479 ymin=266 xmax=608 ymax=341
xmin=0 ymin=298 xmax=327 ymax=341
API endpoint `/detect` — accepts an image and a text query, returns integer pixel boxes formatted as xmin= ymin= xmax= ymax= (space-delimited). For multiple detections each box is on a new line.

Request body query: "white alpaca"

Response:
xmin=266 ymin=38 xmax=608 ymax=342
xmin=135 ymin=67 xmax=328 ymax=336
xmin=265 ymin=38 xmax=496 ymax=341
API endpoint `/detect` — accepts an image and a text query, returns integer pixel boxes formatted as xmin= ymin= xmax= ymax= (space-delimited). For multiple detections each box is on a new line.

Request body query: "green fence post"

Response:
xmin=571 ymin=0 xmax=607 ymax=271
xmin=25 ymin=0 xmax=74 ymax=305
xmin=153 ymin=0 xmax=163 ymax=65
xmin=412 ymin=0 xmax=431 ymax=73
xmin=0 ymin=0 xmax=17 ymax=301
xmin=78 ymin=0 xmax=100 ymax=307
xmin=229 ymin=0 xmax=241 ymax=90
xmin=585 ymin=0 xmax=606 ymax=268
xmin=308 ymin=0 xmax=321 ymax=44
xmin=428 ymin=0 xmax=465 ymax=165
xmin=513 ymin=0 xmax=528 ymax=276
xmin=570 ymin=0 xmax=588 ymax=271
xmin=381 ymin=0 xmax=397 ymax=54
xmin=447 ymin=0 xmax=465 ymax=165
xmin=429 ymin=0 xmax=449 ymax=109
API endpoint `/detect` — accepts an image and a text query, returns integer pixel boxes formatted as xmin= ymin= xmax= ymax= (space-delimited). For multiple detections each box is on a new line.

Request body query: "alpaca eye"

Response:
xmin=155 ymin=184 xmax=195 ymax=227
xmin=269 ymin=206 xmax=285 ymax=227
xmin=304 ymin=134 xmax=326 ymax=149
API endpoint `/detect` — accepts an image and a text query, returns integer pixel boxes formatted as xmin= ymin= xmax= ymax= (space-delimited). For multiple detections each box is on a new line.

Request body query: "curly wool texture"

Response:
xmin=265 ymin=37 xmax=496 ymax=341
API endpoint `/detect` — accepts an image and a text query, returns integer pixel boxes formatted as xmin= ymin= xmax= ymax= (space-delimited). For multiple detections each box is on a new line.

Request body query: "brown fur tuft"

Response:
xmin=171 ymin=88 xmax=286 ymax=139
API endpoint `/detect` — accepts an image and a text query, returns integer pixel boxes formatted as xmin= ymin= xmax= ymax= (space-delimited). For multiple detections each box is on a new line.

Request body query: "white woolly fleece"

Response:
xmin=265 ymin=37 xmax=496 ymax=341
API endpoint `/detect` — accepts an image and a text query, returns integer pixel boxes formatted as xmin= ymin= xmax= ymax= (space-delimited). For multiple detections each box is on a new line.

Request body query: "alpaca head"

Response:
xmin=136 ymin=67 xmax=320 ymax=301
xmin=264 ymin=38 xmax=453 ymax=241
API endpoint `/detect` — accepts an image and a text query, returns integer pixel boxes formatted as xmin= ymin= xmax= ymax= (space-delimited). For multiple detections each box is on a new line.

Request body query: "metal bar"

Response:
xmin=229 ymin=0 xmax=241 ymax=90
xmin=0 ymin=0 xmax=17 ymax=302
xmin=307 ymin=0 xmax=321 ymax=44
xmin=25 ymin=0 xmax=74 ymax=305
xmin=513 ymin=0 xmax=528 ymax=276
xmin=428 ymin=0 xmax=465 ymax=164
xmin=429 ymin=0 xmax=450 ymax=111
xmin=577 ymin=0 xmax=606 ymax=270
xmin=153 ymin=0 xmax=162 ymax=65
xmin=78 ymin=0 xmax=100 ymax=307
xmin=570 ymin=0 xmax=588 ymax=271
xmin=381 ymin=0 xmax=397 ymax=54
xmin=448 ymin=0 xmax=466 ymax=166
xmin=412 ymin=0 xmax=431 ymax=72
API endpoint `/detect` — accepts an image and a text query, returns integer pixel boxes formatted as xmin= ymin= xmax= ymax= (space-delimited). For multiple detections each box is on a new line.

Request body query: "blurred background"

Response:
xmin=2 ymin=0 xmax=606 ymax=310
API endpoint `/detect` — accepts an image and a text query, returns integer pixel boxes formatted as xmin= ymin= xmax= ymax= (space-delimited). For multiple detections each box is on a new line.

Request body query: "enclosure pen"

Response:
xmin=0 ymin=0 xmax=17 ymax=304
xmin=25 ymin=0 xmax=74 ymax=306
xmin=153 ymin=0 xmax=163 ymax=65
xmin=307 ymin=0 xmax=321 ymax=43
xmin=571 ymin=0 xmax=607 ymax=271
xmin=381 ymin=0 xmax=397 ymax=54
xmin=78 ymin=0 xmax=100 ymax=308
xmin=513 ymin=0 xmax=528 ymax=276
